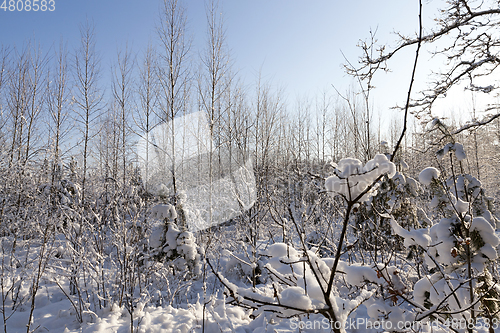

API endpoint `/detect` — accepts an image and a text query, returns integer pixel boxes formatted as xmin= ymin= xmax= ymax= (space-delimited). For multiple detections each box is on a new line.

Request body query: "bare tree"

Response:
xmin=71 ymin=20 xmax=103 ymax=306
xmin=7 ymin=46 xmax=30 ymax=167
xmin=315 ymin=91 xmax=331 ymax=164
xmin=353 ymin=0 xmax=500 ymax=137
xmin=252 ymin=75 xmax=282 ymax=174
xmin=156 ymin=0 xmax=191 ymax=222
xmin=0 ymin=46 xmax=10 ymax=154
xmin=98 ymin=102 xmax=121 ymax=182
xmin=73 ymin=19 xmax=103 ymax=204
xmin=294 ymin=97 xmax=312 ymax=164
xmin=198 ymin=0 xmax=232 ymax=227
xmin=112 ymin=44 xmax=135 ymax=189
xmin=135 ymin=43 xmax=159 ymax=193
xmin=23 ymin=42 xmax=47 ymax=166
xmin=46 ymin=40 xmax=71 ymax=188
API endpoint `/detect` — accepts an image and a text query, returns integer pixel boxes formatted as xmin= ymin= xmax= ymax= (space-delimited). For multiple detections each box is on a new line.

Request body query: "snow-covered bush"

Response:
xmin=391 ymin=142 xmax=500 ymax=326
xmin=149 ymin=203 xmax=201 ymax=276
xmin=212 ymin=242 xmax=379 ymax=327
xmin=208 ymin=142 xmax=500 ymax=332
xmin=210 ymin=155 xmax=399 ymax=333
xmin=325 ymin=154 xmax=396 ymax=203
xmin=354 ymin=164 xmax=423 ymax=252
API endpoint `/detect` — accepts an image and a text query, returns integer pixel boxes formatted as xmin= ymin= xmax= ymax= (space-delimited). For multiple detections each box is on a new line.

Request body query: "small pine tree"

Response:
xmin=393 ymin=137 xmax=500 ymax=324
xmin=150 ymin=203 xmax=201 ymax=276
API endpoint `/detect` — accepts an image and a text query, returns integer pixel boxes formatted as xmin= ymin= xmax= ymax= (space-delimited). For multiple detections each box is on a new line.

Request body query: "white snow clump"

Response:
xmin=437 ymin=142 xmax=467 ymax=161
xmin=455 ymin=197 xmax=469 ymax=214
xmin=390 ymin=217 xmax=431 ymax=248
xmin=325 ymin=154 xmax=396 ymax=202
xmin=151 ymin=203 xmax=177 ymax=220
xmin=418 ymin=167 xmax=440 ymax=186
xmin=470 ymin=217 xmax=500 ymax=249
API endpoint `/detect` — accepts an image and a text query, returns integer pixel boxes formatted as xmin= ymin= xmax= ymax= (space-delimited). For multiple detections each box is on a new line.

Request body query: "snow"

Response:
xmin=0 ymin=245 xmax=244 ymax=333
xmin=455 ymin=197 xmax=469 ymax=214
xmin=390 ymin=217 xmax=431 ymax=248
xmin=418 ymin=167 xmax=440 ymax=186
xmin=265 ymin=242 xmax=298 ymax=258
xmin=413 ymin=276 xmax=433 ymax=307
xmin=337 ymin=261 xmax=381 ymax=286
xmin=151 ymin=203 xmax=177 ymax=220
xmin=406 ymin=176 xmax=420 ymax=196
xmin=454 ymin=143 xmax=467 ymax=161
xmin=437 ymin=142 xmax=467 ymax=161
xmin=427 ymin=278 xmax=469 ymax=317
xmin=279 ymin=287 xmax=312 ymax=310
xmin=429 ymin=218 xmax=457 ymax=265
xmin=149 ymin=222 xmax=164 ymax=248
xmin=325 ymin=154 xmax=396 ymax=202
xmin=79 ymin=302 xmax=251 ymax=333
xmin=479 ymin=243 xmax=498 ymax=260
xmin=366 ymin=302 xmax=388 ymax=319
xmin=470 ymin=217 xmax=500 ymax=248
xmin=3 ymin=138 xmax=499 ymax=333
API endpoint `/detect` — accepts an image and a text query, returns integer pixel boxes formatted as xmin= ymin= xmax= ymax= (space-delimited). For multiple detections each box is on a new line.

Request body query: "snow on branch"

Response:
xmin=453 ymin=109 xmax=500 ymax=134
xmin=325 ymin=154 xmax=396 ymax=203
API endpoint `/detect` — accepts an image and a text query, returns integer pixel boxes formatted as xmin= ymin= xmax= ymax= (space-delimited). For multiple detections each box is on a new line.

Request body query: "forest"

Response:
xmin=1 ymin=0 xmax=500 ymax=332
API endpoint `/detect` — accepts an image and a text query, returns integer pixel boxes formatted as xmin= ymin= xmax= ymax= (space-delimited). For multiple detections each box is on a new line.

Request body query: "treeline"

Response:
xmin=0 ymin=0 xmax=497 ymax=218
xmin=0 ymin=1 xmax=388 ymax=199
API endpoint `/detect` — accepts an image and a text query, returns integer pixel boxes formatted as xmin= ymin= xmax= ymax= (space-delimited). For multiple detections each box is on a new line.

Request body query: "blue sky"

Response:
xmin=0 ymin=0 xmax=450 ymax=121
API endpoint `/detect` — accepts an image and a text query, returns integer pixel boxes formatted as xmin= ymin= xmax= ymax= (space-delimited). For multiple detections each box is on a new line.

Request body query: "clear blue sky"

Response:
xmin=0 ymin=0 xmax=445 ymax=120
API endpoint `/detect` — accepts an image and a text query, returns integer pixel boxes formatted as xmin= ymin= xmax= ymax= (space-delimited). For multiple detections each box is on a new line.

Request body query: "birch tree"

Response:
xmin=198 ymin=0 xmax=232 ymax=226
xmin=112 ymin=44 xmax=135 ymax=189
xmin=135 ymin=43 xmax=159 ymax=193
xmin=46 ymin=40 xmax=70 ymax=187
xmin=156 ymin=0 xmax=191 ymax=223
xmin=74 ymin=20 xmax=103 ymax=204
